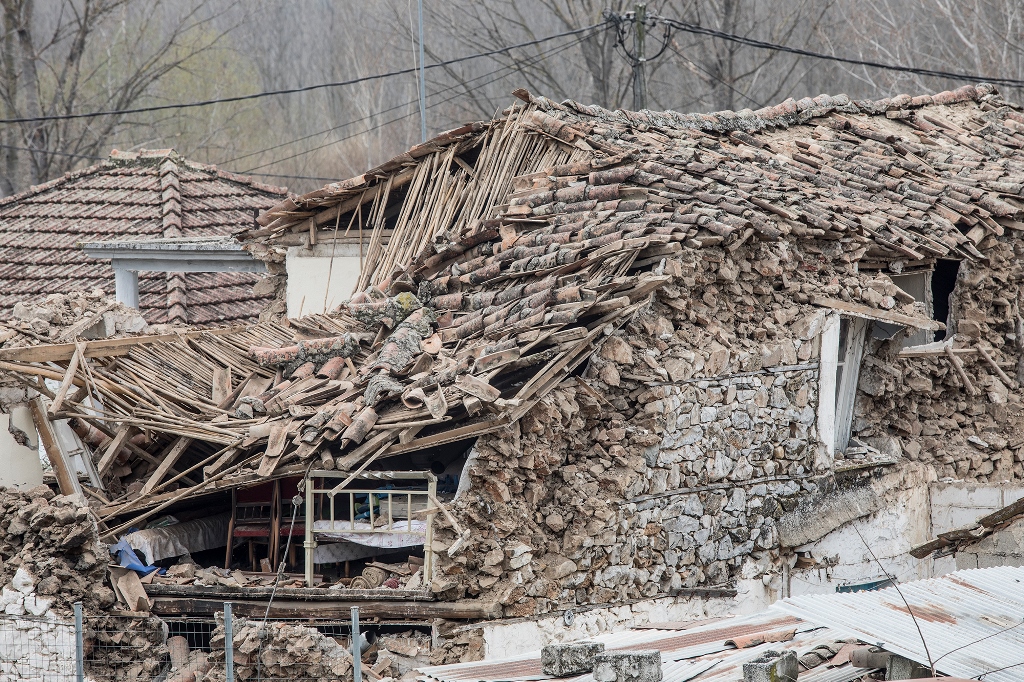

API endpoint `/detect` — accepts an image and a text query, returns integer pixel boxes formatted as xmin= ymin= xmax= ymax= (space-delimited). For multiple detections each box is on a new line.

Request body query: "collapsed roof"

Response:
xmin=5 ymin=82 xmax=1023 ymax=540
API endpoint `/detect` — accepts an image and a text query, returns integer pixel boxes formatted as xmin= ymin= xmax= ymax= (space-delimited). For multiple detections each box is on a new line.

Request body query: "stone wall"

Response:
xmin=855 ymin=236 xmax=1024 ymax=481
xmin=423 ymin=231 xmax=1024 ymax=663
xmin=0 ymin=614 xmax=76 ymax=681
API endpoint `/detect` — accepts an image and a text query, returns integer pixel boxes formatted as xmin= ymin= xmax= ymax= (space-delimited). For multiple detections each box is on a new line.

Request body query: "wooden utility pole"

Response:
xmin=418 ymin=0 xmax=428 ymax=142
xmin=632 ymin=3 xmax=647 ymax=111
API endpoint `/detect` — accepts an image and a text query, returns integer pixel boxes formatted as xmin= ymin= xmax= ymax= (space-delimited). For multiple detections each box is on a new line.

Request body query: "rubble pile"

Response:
xmin=0 ymin=485 xmax=111 ymax=616
xmin=856 ymin=246 xmax=1024 ymax=482
xmin=205 ymin=617 xmax=359 ymax=682
xmin=84 ymin=615 xmax=171 ymax=682
xmin=2 ymin=290 xmax=154 ymax=346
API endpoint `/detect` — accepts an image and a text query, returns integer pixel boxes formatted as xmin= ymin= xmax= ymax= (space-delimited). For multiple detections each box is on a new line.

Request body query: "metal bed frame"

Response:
xmin=303 ymin=470 xmax=436 ymax=586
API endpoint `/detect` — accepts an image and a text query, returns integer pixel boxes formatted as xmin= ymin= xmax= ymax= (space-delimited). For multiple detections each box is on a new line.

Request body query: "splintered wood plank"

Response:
xmin=811 ymin=295 xmax=945 ymax=331
xmin=115 ymin=570 xmax=152 ymax=612
xmin=212 ymin=367 xmax=232 ymax=405
xmin=203 ymin=447 xmax=240 ymax=479
xmin=29 ymin=397 xmax=81 ymax=496
xmin=140 ymin=436 xmax=192 ymax=496
xmin=48 ymin=348 xmax=82 ymax=416
xmin=96 ymin=424 xmax=133 ymax=477
xmin=0 ymin=326 xmax=245 ymax=363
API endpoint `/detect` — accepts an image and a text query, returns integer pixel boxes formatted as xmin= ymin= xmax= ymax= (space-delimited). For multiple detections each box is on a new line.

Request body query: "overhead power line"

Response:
xmin=655 ymin=14 xmax=1024 ymax=89
xmin=0 ymin=22 xmax=606 ymax=126
xmin=238 ymin=28 xmax=598 ymax=175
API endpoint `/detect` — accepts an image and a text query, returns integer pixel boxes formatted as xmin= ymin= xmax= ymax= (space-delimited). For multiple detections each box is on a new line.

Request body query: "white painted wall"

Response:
xmin=0 ymin=616 xmax=75 ymax=680
xmin=789 ymin=480 xmax=933 ymax=596
xmin=0 ymin=410 xmax=42 ymax=489
xmin=788 ymin=477 xmax=1024 ymax=595
xmin=474 ymin=595 xmax=744 ymax=659
xmin=929 ymin=481 xmax=1024 ymax=534
xmin=285 ymin=243 xmax=365 ymax=317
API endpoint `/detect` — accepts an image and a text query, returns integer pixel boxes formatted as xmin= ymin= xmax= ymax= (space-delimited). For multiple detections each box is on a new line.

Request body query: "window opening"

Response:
xmin=872 ymin=271 xmax=932 ymax=347
xmin=932 ymin=259 xmax=961 ymax=341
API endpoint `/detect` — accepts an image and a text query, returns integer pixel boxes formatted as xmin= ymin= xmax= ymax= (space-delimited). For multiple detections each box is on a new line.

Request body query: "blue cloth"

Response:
xmin=109 ymin=538 xmax=165 ymax=576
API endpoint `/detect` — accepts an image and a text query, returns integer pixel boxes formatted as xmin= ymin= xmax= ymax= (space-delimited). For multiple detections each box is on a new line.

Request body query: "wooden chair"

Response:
xmin=224 ymin=481 xmax=280 ymax=570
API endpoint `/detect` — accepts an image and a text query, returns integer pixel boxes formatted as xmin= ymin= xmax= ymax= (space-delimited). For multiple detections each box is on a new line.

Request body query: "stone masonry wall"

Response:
xmin=0 ymin=614 xmax=76 ymax=681
xmin=427 ymin=239 xmax=894 ymax=662
xmin=855 ymin=235 xmax=1024 ymax=481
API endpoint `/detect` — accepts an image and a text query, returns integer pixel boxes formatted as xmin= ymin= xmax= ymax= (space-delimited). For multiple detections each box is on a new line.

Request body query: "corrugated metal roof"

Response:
xmin=774 ymin=566 xmax=1024 ymax=682
xmin=419 ymin=567 xmax=1024 ymax=682
xmin=417 ymin=609 xmax=870 ymax=682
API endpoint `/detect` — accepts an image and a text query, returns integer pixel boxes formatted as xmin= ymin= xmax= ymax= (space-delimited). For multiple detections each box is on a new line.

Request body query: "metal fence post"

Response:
xmin=351 ymin=606 xmax=362 ymax=682
xmin=73 ymin=601 xmax=84 ymax=682
xmin=224 ymin=602 xmax=234 ymax=682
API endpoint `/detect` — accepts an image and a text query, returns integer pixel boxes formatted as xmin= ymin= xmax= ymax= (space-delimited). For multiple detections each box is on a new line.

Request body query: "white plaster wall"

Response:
xmin=929 ymin=482 xmax=1024 ymax=534
xmin=285 ymin=244 xmax=364 ymax=317
xmin=0 ymin=615 xmax=76 ymax=681
xmin=0 ymin=411 xmax=42 ymax=489
xmin=789 ymin=476 xmax=933 ymax=595
xmin=787 ymin=478 xmax=1024 ymax=595
xmin=477 ymin=596 xmax=743 ymax=659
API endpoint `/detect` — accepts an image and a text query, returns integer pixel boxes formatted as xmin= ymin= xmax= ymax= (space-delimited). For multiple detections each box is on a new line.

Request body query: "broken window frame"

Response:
xmin=834 ymin=317 xmax=869 ymax=453
xmin=873 ymin=271 xmax=934 ymax=347
xmin=818 ymin=314 xmax=869 ymax=456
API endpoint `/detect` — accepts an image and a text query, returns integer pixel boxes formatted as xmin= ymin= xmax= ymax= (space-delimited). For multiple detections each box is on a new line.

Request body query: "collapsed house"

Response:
xmin=5 ymin=81 xmax=1024 ymax=677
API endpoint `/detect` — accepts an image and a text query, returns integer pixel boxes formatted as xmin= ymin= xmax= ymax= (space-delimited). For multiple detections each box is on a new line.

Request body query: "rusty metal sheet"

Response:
xmin=775 ymin=566 xmax=1024 ymax=682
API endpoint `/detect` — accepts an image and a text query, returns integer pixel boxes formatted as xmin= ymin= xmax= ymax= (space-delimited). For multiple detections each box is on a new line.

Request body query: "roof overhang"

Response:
xmin=80 ymin=237 xmax=266 ymax=274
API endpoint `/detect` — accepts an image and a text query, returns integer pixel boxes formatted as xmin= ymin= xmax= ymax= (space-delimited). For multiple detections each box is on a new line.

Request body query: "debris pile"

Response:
xmin=856 ymin=247 xmax=1024 ymax=482
xmin=2 ymin=290 xmax=154 ymax=346
xmin=0 ymin=485 xmax=110 ymax=616
xmin=206 ymin=617 xmax=357 ymax=682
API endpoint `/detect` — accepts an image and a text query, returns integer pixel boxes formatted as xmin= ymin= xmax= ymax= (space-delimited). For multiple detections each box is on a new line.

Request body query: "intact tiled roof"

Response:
xmin=0 ymin=149 xmax=289 ymax=325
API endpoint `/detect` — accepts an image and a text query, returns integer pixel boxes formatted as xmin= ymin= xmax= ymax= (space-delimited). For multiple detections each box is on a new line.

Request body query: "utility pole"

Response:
xmin=418 ymin=0 xmax=428 ymax=142
xmin=632 ymin=3 xmax=647 ymax=111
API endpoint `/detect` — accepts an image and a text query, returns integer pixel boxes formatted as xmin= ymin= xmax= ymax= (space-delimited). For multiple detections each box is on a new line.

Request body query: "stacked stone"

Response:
xmin=857 ymin=237 xmax=1024 ymax=482
xmin=0 ymin=617 xmax=76 ymax=680
xmin=84 ymin=615 xmax=170 ymax=682
xmin=0 ymin=485 xmax=112 ymax=615
xmin=205 ymin=616 xmax=357 ymax=682
xmin=4 ymin=290 xmax=152 ymax=345
xmin=428 ymin=239 xmax=915 ymax=663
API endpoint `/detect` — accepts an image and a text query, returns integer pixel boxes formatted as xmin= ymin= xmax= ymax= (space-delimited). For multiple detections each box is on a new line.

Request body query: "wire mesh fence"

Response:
xmin=0 ymin=602 xmax=410 ymax=682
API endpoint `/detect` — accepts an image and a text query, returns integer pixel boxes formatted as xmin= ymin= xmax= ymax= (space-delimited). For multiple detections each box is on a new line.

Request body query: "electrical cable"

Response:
xmin=238 ymin=29 xmax=597 ymax=175
xmin=822 ymin=469 xmax=937 ymax=674
xmin=0 ymin=144 xmax=103 ymax=161
xmin=217 ymin=30 xmax=579 ymax=168
xmin=653 ymin=14 xmax=1024 ymax=89
xmin=975 ymin=660 xmax=1024 ymax=679
xmin=665 ymin=43 xmax=766 ymax=109
xmin=0 ymin=30 xmax=593 ymax=187
xmin=0 ymin=22 xmax=607 ymax=125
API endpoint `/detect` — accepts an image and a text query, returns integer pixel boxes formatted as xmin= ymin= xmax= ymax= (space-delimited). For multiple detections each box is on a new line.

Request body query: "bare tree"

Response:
xmin=0 ymin=0 xmax=235 ymax=196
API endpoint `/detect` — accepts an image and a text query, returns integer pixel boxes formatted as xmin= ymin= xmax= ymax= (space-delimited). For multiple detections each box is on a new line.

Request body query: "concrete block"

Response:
xmin=886 ymin=654 xmax=931 ymax=680
xmin=742 ymin=650 xmax=797 ymax=682
xmin=541 ymin=641 xmax=605 ymax=677
xmin=593 ymin=650 xmax=662 ymax=682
